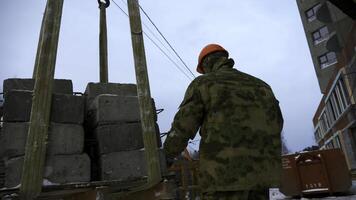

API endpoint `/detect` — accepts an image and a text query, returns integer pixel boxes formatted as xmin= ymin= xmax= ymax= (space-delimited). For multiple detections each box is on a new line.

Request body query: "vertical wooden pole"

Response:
xmin=99 ymin=4 xmax=109 ymax=83
xmin=20 ymin=0 xmax=64 ymax=199
xmin=127 ymin=0 xmax=161 ymax=186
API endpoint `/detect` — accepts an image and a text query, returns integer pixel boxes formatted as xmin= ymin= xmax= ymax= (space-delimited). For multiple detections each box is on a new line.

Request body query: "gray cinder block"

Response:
xmin=84 ymin=83 xmax=137 ymax=107
xmin=2 ymin=122 xmax=84 ymax=158
xmin=44 ymin=154 xmax=91 ymax=184
xmin=3 ymin=90 xmax=32 ymax=122
xmin=87 ymin=95 xmax=140 ymax=126
xmin=51 ymin=94 xmax=84 ymax=124
xmin=0 ymin=159 xmax=4 ymax=188
xmin=95 ymin=123 xmax=144 ymax=154
xmin=3 ymin=91 xmax=84 ymax=124
xmin=100 ymin=149 xmax=167 ymax=181
xmin=5 ymin=154 xmax=91 ymax=188
xmin=94 ymin=122 xmax=162 ymax=154
xmin=3 ymin=78 xmax=73 ymax=95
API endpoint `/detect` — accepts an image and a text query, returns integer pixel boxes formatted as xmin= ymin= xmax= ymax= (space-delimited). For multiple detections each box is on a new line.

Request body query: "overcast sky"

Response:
xmin=0 ymin=0 xmax=322 ymax=152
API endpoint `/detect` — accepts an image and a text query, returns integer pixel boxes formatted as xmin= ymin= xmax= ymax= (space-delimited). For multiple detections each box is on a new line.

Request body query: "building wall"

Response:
xmin=296 ymin=0 xmax=353 ymax=93
xmin=297 ymin=0 xmax=356 ymax=171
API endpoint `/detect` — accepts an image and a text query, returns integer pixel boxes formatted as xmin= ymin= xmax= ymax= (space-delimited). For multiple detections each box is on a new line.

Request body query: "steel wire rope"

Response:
xmin=117 ymin=0 xmax=193 ymax=79
xmin=137 ymin=3 xmax=196 ymax=78
xmin=111 ymin=0 xmax=193 ymax=81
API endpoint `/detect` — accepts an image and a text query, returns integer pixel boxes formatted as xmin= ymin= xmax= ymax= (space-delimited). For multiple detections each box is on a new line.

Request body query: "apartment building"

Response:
xmin=296 ymin=0 xmax=356 ymax=172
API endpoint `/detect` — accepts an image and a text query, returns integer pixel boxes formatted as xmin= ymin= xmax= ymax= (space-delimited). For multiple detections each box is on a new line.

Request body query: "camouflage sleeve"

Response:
xmin=164 ymin=81 xmax=204 ymax=158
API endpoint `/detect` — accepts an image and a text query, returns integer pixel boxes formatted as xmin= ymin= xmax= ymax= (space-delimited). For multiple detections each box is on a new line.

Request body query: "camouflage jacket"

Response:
xmin=164 ymin=57 xmax=283 ymax=192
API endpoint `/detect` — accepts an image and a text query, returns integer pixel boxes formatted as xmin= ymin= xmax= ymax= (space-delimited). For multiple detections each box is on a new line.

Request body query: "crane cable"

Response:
xmin=117 ymin=0 xmax=195 ymax=79
xmin=111 ymin=0 xmax=194 ymax=81
xmin=138 ymin=4 xmax=196 ymax=78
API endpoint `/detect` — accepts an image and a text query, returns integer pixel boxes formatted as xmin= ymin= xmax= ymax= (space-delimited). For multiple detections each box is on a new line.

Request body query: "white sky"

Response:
xmin=0 ymin=0 xmax=322 ymax=152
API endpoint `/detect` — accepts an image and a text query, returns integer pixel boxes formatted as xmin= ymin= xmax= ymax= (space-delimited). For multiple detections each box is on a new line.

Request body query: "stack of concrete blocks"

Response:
xmin=0 ymin=78 xmax=90 ymax=188
xmin=84 ymin=82 xmax=165 ymax=181
xmin=0 ymin=96 xmax=4 ymax=187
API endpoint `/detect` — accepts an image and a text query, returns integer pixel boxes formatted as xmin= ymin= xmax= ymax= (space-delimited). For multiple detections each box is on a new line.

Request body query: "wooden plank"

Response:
xmin=127 ymin=0 xmax=162 ymax=187
xmin=19 ymin=0 xmax=64 ymax=199
xmin=1 ymin=178 xmax=147 ymax=199
xmin=99 ymin=5 xmax=109 ymax=83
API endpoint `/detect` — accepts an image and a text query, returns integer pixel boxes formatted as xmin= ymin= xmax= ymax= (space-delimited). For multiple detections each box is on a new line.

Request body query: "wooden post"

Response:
xmin=20 ymin=0 xmax=64 ymax=199
xmin=127 ymin=0 xmax=161 ymax=186
xmin=99 ymin=2 xmax=109 ymax=83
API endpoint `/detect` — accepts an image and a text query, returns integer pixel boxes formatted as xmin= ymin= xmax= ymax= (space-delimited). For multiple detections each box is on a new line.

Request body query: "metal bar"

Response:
xmin=20 ymin=0 xmax=64 ymax=199
xmin=127 ymin=0 xmax=161 ymax=187
xmin=99 ymin=5 xmax=109 ymax=83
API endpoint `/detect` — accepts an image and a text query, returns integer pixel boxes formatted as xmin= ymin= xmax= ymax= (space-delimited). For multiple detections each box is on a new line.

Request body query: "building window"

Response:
xmin=334 ymin=135 xmax=342 ymax=149
xmin=306 ymin=3 xmax=321 ymax=22
xmin=315 ymin=126 xmax=323 ymax=142
xmin=312 ymin=26 xmax=329 ymax=44
xmin=325 ymin=140 xmax=334 ymax=149
xmin=319 ymin=52 xmax=337 ymax=69
xmin=323 ymin=77 xmax=350 ymax=126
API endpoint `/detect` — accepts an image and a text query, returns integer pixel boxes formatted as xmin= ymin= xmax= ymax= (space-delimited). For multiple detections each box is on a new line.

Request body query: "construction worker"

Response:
xmin=164 ymin=44 xmax=283 ymax=200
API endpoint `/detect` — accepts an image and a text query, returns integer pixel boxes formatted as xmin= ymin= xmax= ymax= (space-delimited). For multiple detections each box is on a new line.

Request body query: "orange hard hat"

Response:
xmin=196 ymin=44 xmax=228 ymax=74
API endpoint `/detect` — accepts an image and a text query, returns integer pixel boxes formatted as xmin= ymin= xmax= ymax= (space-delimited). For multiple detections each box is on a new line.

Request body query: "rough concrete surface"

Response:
xmin=5 ymin=154 xmax=90 ymax=188
xmin=3 ymin=91 xmax=84 ymax=124
xmin=84 ymin=82 xmax=137 ymax=107
xmin=3 ymin=78 xmax=73 ymax=95
xmin=3 ymin=90 xmax=32 ymax=122
xmin=50 ymin=94 xmax=84 ymax=124
xmin=100 ymin=149 xmax=166 ymax=181
xmin=87 ymin=95 xmax=140 ymax=126
xmin=2 ymin=122 xmax=84 ymax=158
xmin=94 ymin=122 xmax=162 ymax=154
xmin=94 ymin=123 xmax=144 ymax=154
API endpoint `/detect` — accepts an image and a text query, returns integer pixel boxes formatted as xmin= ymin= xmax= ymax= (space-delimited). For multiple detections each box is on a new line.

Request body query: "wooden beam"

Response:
xmin=99 ymin=5 xmax=109 ymax=83
xmin=20 ymin=0 xmax=64 ymax=199
xmin=127 ymin=0 xmax=162 ymax=187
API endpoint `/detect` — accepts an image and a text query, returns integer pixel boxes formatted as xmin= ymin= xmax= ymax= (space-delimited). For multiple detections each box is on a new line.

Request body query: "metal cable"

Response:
xmin=138 ymin=4 xmax=196 ymax=78
xmin=111 ymin=0 xmax=193 ymax=81
xmin=117 ymin=0 xmax=178 ymax=65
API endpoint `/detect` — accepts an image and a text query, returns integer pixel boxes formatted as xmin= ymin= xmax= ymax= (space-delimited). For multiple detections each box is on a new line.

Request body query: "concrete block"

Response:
xmin=155 ymin=123 xmax=162 ymax=148
xmin=3 ymin=91 xmax=84 ymax=124
xmin=2 ymin=122 xmax=84 ymax=158
xmin=5 ymin=154 xmax=90 ymax=188
xmin=44 ymin=154 xmax=91 ymax=184
xmin=95 ymin=123 xmax=144 ymax=154
xmin=87 ymin=95 xmax=140 ymax=126
xmin=152 ymin=98 xmax=158 ymax=122
xmin=51 ymin=94 xmax=84 ymax=124
xmin=47 ymin=123 xmax=84 ymax=155
xmin=100 ymin=149 xmax=167 ymax=181
xmin=0 ymin=132 xmax=4 ymax=158
xmin=3 ymin=90 xmax=32 ymax=122
xmin=94 ymin=122 xmax=162 ymax=154
xmin=84 ymin=82 xmax=137 ymax=107
xmin=3 ymin=78 xmax=73 ymax=95
xmin=100 ymin=150 xmax=146 ymax=181
xmin=4 ymin=157 xmax=22 ymax=188
xmin=0 ymin=159 xmax=4 ymax=188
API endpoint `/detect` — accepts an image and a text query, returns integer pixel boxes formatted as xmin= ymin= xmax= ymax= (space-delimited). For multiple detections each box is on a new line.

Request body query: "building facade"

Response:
xmin=296 ymin=0 xmax=356 ymax=172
